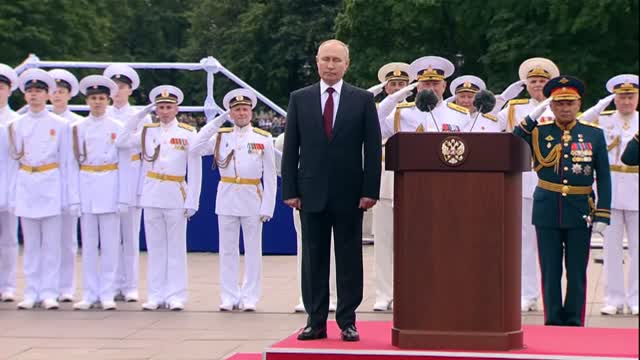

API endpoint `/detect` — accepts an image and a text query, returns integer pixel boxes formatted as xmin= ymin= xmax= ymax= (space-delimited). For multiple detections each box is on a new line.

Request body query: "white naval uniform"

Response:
xmin=463 ymin=112 xmax=502 ymax=132
xmin=381 ymin=100 xmax=470 ymax=138
xmin=596 ymin=110 xmax=639 ymax=309
xmin=130 ymin=119 xmax=202 ymax=305
xmin=0 ymin=106 xmax=18 ymax=298
xmin=54 ymin=109 xmax=83 ymax=298
xmin=375 ymin=99 xmax=469 ymax=307
xmin=69 ymin=114 xmax=128 ymax=303
xmin=9 ymin=109 xmax=71 ymax=302
xmin=497 ymin=98 xmax=555 ymax=306
xmin=108 ymin=104 xmax=149 ymax=297
xmin=191 ymin=122 xmax=276 ymax=308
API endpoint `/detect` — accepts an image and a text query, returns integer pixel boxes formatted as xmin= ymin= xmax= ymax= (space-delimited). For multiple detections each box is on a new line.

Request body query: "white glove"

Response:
xmin=260 ymin=215 xmax=271 ymax=223
xmin=529 ymin=97 xmax=553 ymax=121
xmin=204 ymin=105 xmax=218 ymax=122
xmin=127 ymin=103 xmax=155 ymax=131
xmin=117 ymin=204 xmax=129 ymax=214
xmin=579 ymin=94 xmax=615 ymax=123
xmin=498 ymin=80 xmax=525 ymax=102
xmin=68 ymin=204 xmax=81 ymax=218
xmin=210 ymin=110 xmax=230 ymax=128
xmin=389 ymin=82 xmax=417 ymax=103
xmin=592 ymin=221 xmax=607 ymax=235
xmin=366 ymin=81 xmax=387 ymax=97
xmin=185 ymin=208 xmax=196 ymax=218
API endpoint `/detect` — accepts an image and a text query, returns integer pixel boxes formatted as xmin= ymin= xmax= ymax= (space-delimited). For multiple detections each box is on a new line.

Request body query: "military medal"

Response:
xmin=547 ymin=142 xmax=552 ymax=149
xmin=583 ymin=165 xmax=592 ymax=176
xmin=572 ymin=163 xmax=583 ymax=174
xmin=50 ymin=129 xmax=56 ymax=138
xmin=578 ymin=134 xmax=584 ymax=143
xmin=111 ymin=132 xmax=117 ymax=143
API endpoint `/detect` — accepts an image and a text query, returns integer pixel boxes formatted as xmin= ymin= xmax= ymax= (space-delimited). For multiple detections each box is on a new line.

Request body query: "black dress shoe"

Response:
xmin=297 ymin=326 xmax=327 ymax=340
xmin=341 ymin=324 xmax=360 ymax=342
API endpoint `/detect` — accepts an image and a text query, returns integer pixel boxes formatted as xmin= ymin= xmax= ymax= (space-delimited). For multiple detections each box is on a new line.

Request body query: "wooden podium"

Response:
xmin=385 ymin=132 xmax=531 ymax=351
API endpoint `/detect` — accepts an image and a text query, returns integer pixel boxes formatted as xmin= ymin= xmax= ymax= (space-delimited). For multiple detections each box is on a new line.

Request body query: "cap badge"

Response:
xmin=559 ymin=77 xmax=570 ymax=84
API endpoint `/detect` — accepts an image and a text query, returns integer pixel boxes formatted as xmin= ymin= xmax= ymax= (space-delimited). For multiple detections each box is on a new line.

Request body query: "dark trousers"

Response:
xmin=299 ymin=208 xmax=363 ymax=330
xmin=536 ymin=226 xmax=591 ymax=326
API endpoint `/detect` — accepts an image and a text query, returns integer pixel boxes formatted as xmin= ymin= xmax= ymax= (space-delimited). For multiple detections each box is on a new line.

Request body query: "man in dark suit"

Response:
xmin=281 ymin=39 xmax=382 ymax=342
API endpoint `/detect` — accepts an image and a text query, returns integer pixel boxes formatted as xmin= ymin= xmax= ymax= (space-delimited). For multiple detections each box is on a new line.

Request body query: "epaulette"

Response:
xmin=178 ymin=122 xmax=196 ymax=132
xmin=447 ymin=102 xmax=469 ymax=114
xmin=143 ymin=123 xmax=160 ymax=128
xmin=579 ymin=120 xmax=601 ymax=128
xmin=482 ymin=113 xmax=497 ymax=122
xmin=218 ymin=127 xmax=233 ymax=133
xmin=253 ymin=128 xmax=271 ymax=137
xmin=599 ymin=110 xmax=616 ymax=116
xmin=508 ymin=99 xmax=530 ymax=106
xmin=396 ymin=101 xmax=415 ymax=109
xmin=538 ymin=122 xmax=555 ymax=126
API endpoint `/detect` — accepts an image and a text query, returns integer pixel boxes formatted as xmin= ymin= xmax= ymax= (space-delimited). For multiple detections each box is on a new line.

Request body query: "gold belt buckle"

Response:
xmin=235 ymin=176 xmax=241 ymax=184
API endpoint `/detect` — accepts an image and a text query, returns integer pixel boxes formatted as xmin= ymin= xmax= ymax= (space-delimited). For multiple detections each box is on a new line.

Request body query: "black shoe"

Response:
xmin=341 ymin=324 xmax=360 ymax=342
xmin=297 ymin=326 xmax=327 ymax=340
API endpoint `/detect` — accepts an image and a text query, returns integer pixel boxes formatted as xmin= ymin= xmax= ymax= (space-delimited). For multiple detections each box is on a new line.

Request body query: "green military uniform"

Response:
xmin=621 ymin=132 xmax=639 ymax=166
xmin=513 ymin=76 xmax=612 ymax=326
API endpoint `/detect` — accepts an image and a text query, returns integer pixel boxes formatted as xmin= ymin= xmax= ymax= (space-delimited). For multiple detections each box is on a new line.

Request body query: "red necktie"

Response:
xmin=323 ymin=87 xmax=335 ymax=138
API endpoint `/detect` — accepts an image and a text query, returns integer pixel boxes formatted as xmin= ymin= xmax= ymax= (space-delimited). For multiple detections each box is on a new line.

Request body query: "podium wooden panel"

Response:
xmin=385 ymin=132 xmax=531 ymax=351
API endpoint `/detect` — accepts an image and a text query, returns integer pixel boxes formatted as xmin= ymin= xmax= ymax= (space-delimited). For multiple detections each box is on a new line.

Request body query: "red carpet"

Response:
xmin=225 ymin=353 xmax=261 ymax=360
xmin=265 ymin=321 xmax=638 ymax=360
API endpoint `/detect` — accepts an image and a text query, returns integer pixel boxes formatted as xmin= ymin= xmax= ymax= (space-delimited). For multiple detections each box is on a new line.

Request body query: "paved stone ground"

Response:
xmin=0 ymin=245 xmax=637 ymax=360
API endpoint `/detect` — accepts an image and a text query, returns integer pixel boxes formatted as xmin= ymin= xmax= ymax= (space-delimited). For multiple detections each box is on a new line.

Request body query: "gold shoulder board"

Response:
xmin=482 ymin=113 xmax=497 ymax=122
xmin=396 ymin=101 xmax=415 ymax=109
xmin=143 ymin=123 xmax=160 ymax=128
xmin=218 ymin=127 xmax=233 ymax=133
xmin=178 ymin=122 xmax=196 ymax=132
xmin=447 ymin=102 xmax=470 ymax=114
xmin=599 ymin=110 xmax=616 ymax=116
xmin=253 ymin=128 xmax=272 ymax=137
xmin=508 ymin=98 xmax=530 ymax=105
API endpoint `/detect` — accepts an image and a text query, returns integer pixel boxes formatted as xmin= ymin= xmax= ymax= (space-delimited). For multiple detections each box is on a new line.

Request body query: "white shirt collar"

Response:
xmin=320 ymin=79 xmax=343 ymax=95
xmin=89 ymin=113 xmax=108 ymax=121
xmin=234 ymin=123 xmax=253 ymax=134
xmin=161 ymin=118 xmax=178 ymax=129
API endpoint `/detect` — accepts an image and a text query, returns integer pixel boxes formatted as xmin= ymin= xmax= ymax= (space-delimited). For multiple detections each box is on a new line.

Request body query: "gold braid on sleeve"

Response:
xmin=8 ymin=123 xmax=24 ymax=160
xmin=532 ymin=128 xmax=562 ymax=173
xmin=141 ymin=126 xmax=160 ymax=162
xmin=72 ymin=126 xmax=87 ymax=165
xmin=212 ymin=132 xmax=234 ymax=170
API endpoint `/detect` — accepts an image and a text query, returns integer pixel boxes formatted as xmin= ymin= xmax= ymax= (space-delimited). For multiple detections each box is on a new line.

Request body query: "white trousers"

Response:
xmin=80 ymin=213 xmax=119 ymax=302
xmin=21 ymin=216 xmax=62 ymax=301
xmin=522 ymin=197 xmax=540 ymax=302
xmin=144 ymin=208 xmax=188 ymax=304
xmin=116 ymin=207 xmax=141 ymax=294
xmin=218 ymin=215 xmax=263 ymax=306
xmin=0 ymin=212 xmax=18 ymax=294
xmin=293 ymin=209 xmax=337 ymax=306
xmin=373 ymin=199 xmax=393 ymax=304
xmin=59 ymin=214 xmax=78 ymax=296
xmin=603 ymin=209 xmax=639 ymax=307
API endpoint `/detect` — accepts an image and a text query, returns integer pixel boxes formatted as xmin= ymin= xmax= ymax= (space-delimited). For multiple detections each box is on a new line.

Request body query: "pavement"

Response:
xmin=0 ymin=245 xmax=637 ymax=360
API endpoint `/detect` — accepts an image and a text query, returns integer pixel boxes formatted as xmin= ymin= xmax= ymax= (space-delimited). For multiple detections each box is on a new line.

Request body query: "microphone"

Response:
xmin=473 ymin=89 xmax=496 ymax=114
xmin=416 ymin=89 xmax=439 ymax=112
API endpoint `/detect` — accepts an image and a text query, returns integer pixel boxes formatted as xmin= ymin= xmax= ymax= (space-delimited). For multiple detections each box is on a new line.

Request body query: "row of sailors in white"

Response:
xmin=0 ymin=63 xmax=277 ymax=311
xmin=365 ymin=56 xmax=638 ymax=316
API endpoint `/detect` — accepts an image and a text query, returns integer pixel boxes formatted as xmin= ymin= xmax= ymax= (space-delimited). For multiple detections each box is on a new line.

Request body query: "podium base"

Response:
xmin=392 ymin=327 xmax=523 ymax=350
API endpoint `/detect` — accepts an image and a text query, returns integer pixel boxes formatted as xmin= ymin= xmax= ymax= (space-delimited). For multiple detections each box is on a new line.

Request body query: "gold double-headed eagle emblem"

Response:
xmin=439 ymin=136 xmax=467 ymax=166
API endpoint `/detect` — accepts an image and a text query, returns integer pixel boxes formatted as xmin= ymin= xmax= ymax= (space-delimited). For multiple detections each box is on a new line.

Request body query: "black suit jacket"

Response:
xmin=281 ymin=81 xmax=382 ymax=212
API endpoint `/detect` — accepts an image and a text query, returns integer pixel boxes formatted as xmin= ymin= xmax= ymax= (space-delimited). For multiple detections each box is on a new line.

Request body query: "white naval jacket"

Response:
xmin=108 ymin=104 xmax=151 ymax=206
xmin=68 ymin=114 xmax=129 ymax=214
xmin=0 ymin=125 xmax=8 ymax=210
xmin=119 ymin=119 xmax=202 ymax=211
xmin=8 ymin=110 xmax=72 ymax=218
xmin=463 ymin=112 xmax=502 ymax=132
xmin=497 ymin=98 xmax=555 ymax=199
xmin=0 ymin=105 xmax=17 ymax=126
xmin=191 ymin=121 xmax=276 ymax=218
xmin=595 ymin=110 xmax=638 ymax=211
xmin=381 ymin=100 xmax=470 ymax=139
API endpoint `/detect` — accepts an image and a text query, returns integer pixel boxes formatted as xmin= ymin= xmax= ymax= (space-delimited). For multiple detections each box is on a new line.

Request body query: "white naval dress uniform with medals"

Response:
xmin=122 ymin=85 xmax=202 ymax=310
xmin=104 ymin=64 xmax=148 ymax=301
xmin=496 ymin=57 xmax=559 ymax=312
xmin=48 ymin=69 xmax=84 ymax=302
xmin=191 ymin=89 xmax=277 ymax=311
xmin=447 ymin=75 xmax=502 ymax=133
xmin=70 ymin=75 xmax=128 ymax=310
xmin=0 ymin=63 xmax=19 ymax=302
xmin=9 ymin=69 xmax=71 ymax=309
xmin=579 ymin=74 xmax=639 ymax=315
xmin=371 ymin=62 xmax=413 ymax=312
